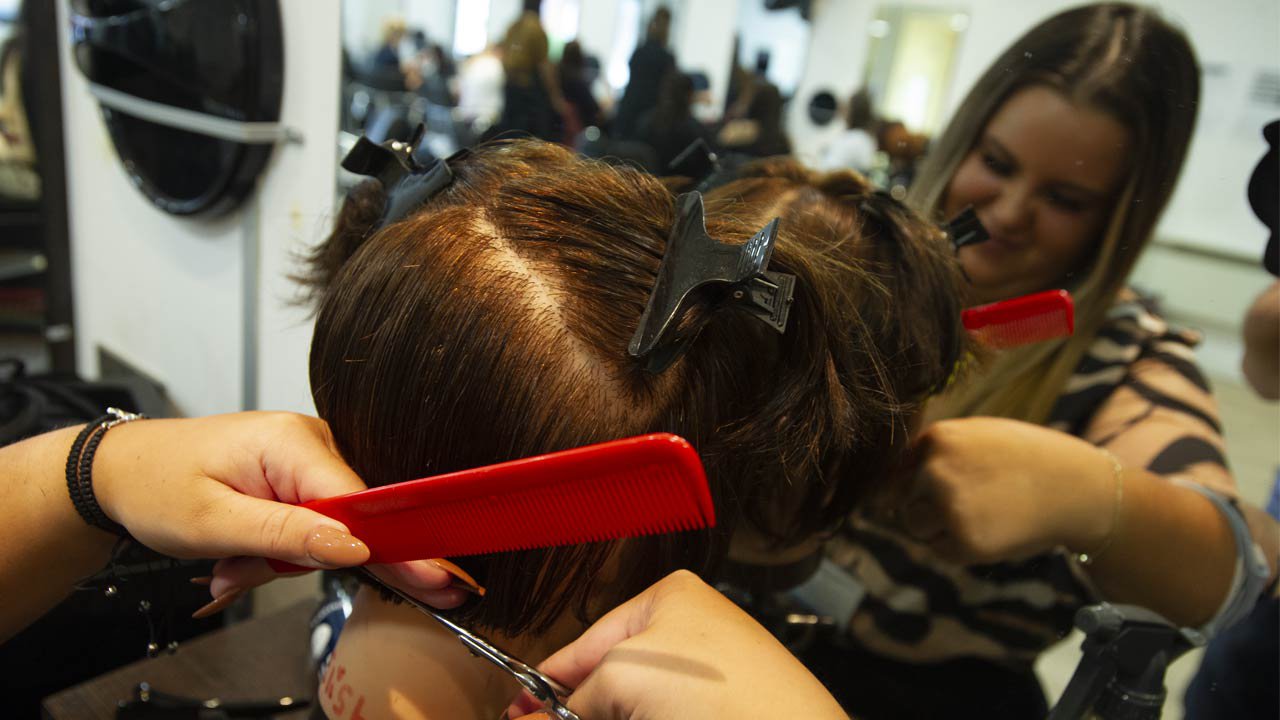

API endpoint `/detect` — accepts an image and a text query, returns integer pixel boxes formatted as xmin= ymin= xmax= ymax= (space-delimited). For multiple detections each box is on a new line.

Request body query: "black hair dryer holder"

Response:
xmin=1048 ymin=603 xmax=1204 ymax=720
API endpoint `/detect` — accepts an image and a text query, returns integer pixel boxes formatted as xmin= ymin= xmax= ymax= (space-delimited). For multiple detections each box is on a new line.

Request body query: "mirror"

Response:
xmin=861 ymin=5 xmax=967 ymax=135
xmin=327 ymin=4 xmax=1280 ymax=719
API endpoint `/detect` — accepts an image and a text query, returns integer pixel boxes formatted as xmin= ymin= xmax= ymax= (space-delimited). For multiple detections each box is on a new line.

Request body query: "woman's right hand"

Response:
xmin=506 ymin=570 xmax=847 ymax=720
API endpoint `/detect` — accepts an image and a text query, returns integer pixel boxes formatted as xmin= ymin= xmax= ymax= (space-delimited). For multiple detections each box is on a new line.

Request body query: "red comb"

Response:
xmin=268 ymin=433 xmax=714 ymax=573
xmin=962 ymin=289 xmax=1075 ymax=349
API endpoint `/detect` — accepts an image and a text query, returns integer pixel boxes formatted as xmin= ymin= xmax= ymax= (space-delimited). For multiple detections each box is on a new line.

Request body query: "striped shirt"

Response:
xmin=827 ymin=292 xmax=1231 ymax=664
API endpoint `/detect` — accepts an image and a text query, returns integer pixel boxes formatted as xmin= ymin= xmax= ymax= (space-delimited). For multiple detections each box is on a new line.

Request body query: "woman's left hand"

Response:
xmin=892 ymin=417 xmax=1117 ymax=564
xmin=93 ymin=412 xmax=467 ymax=608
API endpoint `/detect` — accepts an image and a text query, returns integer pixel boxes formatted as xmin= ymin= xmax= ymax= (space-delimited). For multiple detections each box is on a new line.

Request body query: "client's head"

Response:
xmin=303 ymin=140 xmax=965 ymax=637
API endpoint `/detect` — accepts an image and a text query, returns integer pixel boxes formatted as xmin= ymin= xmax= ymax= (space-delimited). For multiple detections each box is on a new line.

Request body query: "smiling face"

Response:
xmin=943 ymin=85 xmax=1133 ymax=305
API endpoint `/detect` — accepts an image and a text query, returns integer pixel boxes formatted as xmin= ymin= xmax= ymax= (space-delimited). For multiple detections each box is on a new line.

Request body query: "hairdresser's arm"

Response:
xmin=0 ymin=412 xmax=460 ymax=643
xmin=505 ymin=570 xmax=848 ymax=720
xmin=900 ymin=416 xmax=1277 ymax=628
xmin=1242 ymin=280 xmax=1280 ymax=400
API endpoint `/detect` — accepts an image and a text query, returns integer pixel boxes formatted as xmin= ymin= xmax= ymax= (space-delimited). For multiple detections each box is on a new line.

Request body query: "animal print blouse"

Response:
xmin=826 ymin=291 xmax=1232 ymax=664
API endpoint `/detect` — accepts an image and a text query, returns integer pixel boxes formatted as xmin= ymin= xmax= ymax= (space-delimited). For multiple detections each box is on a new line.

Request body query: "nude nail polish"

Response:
xmin=305 ymin=526 xmax=370 ymax=567
xmin=191 ymin=587 xmax=244 ymax=619
xmin=432 ymin=558 xmax=486 ymax=596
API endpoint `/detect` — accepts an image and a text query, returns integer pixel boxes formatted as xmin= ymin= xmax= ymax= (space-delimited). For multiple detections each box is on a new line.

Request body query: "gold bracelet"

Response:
xmin=1077 ymin=447 xmax=1124 ymax=566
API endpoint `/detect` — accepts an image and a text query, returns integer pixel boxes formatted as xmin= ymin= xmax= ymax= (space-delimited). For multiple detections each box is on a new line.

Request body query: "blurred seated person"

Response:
xmin=718 ymin=80 xmax=792 ymax=158
xmin=558 ymin=41 xmax=603 ymax=131
xmin=877 ymin=118 xmax=928 ymax=191
xmin=372 ymin=16 xmax=406 ymax=72
xmin=303 ymin=138 xmax=966 ymax=719
xmin=637 ymin=71 xmax=712 ymax=172
xmin=354 ymin=17 xmax=410 ymax=92
xmin=819 ymin=89 xmax=879 ymax=174
xmin=457 ymin=44 xmax=504 ymax=136
xmin=407 ymin=41 xmax=458 ymax=107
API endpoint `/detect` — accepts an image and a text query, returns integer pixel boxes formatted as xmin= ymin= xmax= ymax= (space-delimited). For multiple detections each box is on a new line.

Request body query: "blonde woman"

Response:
xmin=818 ymin=4 xmax=1278 ymax=718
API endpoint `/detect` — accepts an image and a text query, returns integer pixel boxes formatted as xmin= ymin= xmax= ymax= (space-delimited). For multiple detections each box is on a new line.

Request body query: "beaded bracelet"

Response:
xmin=66 ymin=407 xmax=146 ymax=537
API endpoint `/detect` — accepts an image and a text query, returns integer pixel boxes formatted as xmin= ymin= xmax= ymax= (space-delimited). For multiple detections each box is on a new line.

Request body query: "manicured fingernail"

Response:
xmin=189 ymin=576 xmax=212 ymax=586
xmin=510 ymin=713 xmax=552 ymax=720
xmin=191 ymin=587 xmax=244 ymax=619
xmin=305 ymin=526 xmax=370 ymax=567
xmin=432 ymin=559 xmax=486 ymax=596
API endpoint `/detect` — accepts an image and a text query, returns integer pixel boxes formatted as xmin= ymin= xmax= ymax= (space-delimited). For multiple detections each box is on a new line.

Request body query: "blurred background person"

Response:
xmin=1183 ymin=118 xmax=1279 ymax=720
xmin=613 ymin=7 xmax=675 ymax=141
xmin=371 ymin=16 xmax=406 ymax=74
xmin=489 ymin=2 xmax=568 ymax=142
xmin=557 ymin=40 xmax=603 ymax=135
xmin=456 ymin=42 xmax=505 ymax=141
xmin=718 ymin=78 xmax=791 ymax=158
xmin=819 ymin=88 xmax=879 ymax=174
xmin=637 ymin=70 xmax=713 ymax=172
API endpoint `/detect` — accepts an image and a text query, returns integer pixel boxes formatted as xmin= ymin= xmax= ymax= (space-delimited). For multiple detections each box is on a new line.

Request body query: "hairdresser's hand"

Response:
xmin=505 ymin=570 xmax=847 ymax=720
xmin=891 ymin=417 xmax=1115 ymax=565
xmin=93 ymin=412 xmax=467 ymax=610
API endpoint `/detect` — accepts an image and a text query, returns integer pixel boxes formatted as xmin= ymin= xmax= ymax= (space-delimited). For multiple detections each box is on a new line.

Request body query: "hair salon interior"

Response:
xmin=1 ymin=0 xmax=1277 ymax=717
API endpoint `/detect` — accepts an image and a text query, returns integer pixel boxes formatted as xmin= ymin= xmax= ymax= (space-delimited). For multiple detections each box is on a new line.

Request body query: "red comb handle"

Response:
xmin=267 ymin=433 xmax=714 ymax=573
xmin=962 ymin=289 xmax=1075 ymax=349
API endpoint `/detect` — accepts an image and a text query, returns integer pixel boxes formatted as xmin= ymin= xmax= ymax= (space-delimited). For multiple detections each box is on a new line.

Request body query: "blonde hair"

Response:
xmin=500 ymin=11 xmax=548 ymax=86
xmin=380 ymin=16 xmax=407 ymax=46
xmin=910 ymin=3 xmax=1200 ymax=423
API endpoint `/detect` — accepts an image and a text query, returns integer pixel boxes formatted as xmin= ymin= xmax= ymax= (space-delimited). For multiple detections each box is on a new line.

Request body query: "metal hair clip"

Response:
xmin=629 ymin=191 xmax=795 ymax=373
xmin=945 ymin=206 xmax=988 ymax=250
xmin=341 ymin=125 xmax=462 ymax=227
xmin=358 ymin=568 xmax=580 ymax=720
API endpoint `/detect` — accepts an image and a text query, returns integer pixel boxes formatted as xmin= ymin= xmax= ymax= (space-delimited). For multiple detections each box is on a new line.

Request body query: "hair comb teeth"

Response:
xmin=629 ymin=191 xmax=794 ymax=373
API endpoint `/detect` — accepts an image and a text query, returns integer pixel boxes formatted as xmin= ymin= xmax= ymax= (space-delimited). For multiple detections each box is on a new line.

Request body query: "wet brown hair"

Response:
xmin=303 ymin=140 xmax=965 ymax=636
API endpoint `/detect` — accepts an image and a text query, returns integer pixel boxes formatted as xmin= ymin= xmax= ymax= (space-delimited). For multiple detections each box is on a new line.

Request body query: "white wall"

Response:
xmin=342 ymin=0 xmax=401 ymax=55
xmin=487 ymin=0 xmax=526 ymax=46
xmin=672 ymin=0 xmax=739 ymax=115
xmin=735 ymin=0 xmax=810 ymax=96
xmin=577 ymin=0 xmax=624 ymax=69
xmin=59 ymin=2 xmax=342 ymax=416
xmin=255 ymin=3 xmax=344 ymax=414
xmin=343 ymin=0 xmax=455 ymax=56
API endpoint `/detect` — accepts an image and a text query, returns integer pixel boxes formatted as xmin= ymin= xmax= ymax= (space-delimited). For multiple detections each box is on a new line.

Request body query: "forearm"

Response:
xmin=1082 ymin=467 xmax=1237 ymax=627
xmin=1241 ymin=281 xmax=1280 ymax=399
xmin=0 ymin=426 xmax=116 ymax=642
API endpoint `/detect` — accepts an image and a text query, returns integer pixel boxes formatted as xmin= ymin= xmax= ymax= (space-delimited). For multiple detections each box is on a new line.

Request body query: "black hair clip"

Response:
xmin=667 ymin=138 xmax=721 ymax=186
xmin=666 ymin=138 xmax=761 ymax=195
xmin=341 ymin=125 xmax=462 ymax=227
xmin=629 ymin=192 xmax=795 ymax=373
xmin=946 ymin=206 xmax=988 ymax=250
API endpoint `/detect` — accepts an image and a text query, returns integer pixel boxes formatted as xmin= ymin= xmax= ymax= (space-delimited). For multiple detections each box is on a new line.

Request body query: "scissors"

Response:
xmin=358 ymin=567 xmax=581 ymax=720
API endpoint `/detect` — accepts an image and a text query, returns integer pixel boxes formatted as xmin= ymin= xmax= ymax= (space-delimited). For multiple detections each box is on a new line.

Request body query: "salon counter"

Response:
xmin=42 ymin=599 xmax=316 ymax=719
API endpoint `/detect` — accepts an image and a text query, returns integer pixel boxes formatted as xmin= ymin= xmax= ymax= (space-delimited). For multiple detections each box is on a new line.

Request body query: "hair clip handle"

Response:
xmin=341 ymin=125 xmax=426 ymax=187
xmin=947 ymin=206 xmax=989 ymax=250
xmin=629 ymin=194 xmax=794 ymax=373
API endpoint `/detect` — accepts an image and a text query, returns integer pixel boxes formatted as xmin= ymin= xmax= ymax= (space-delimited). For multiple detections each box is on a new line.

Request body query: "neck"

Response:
xmin=319 ymin=586 xmax=581 ymax=720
